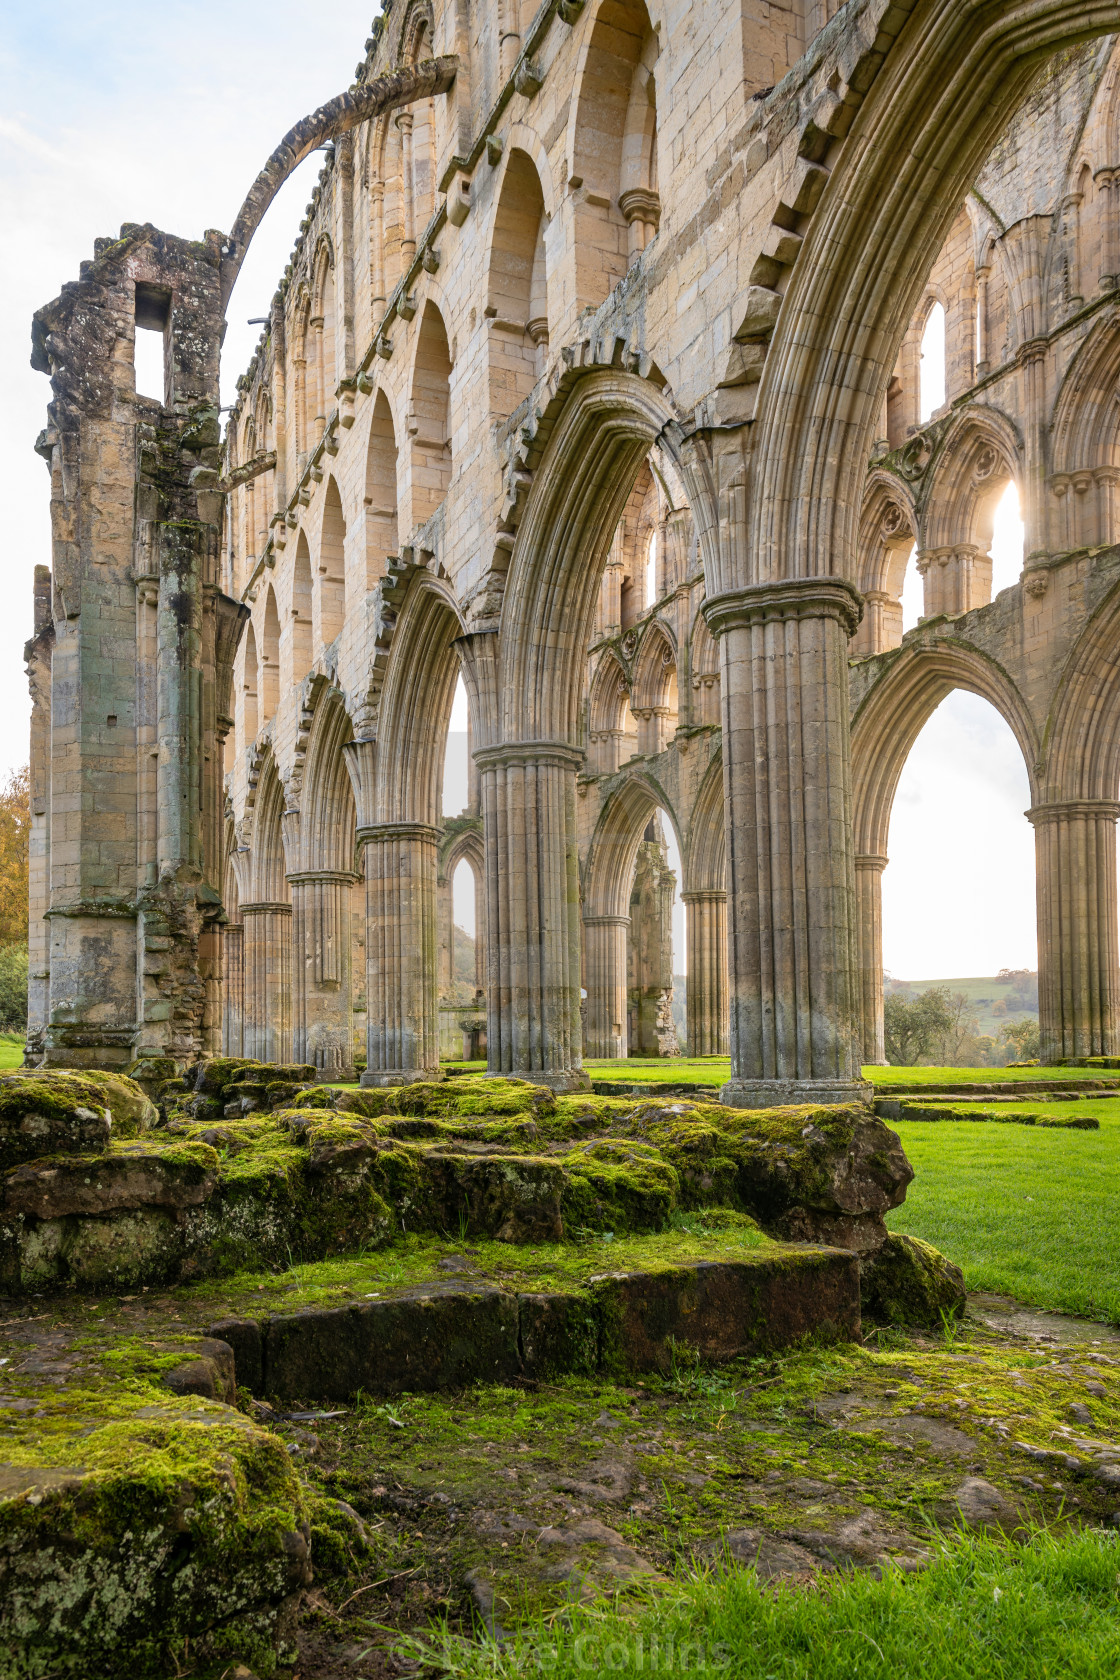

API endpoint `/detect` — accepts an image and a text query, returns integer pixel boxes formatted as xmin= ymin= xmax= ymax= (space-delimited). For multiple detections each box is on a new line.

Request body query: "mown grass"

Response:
xmin=441 ymin=1059 xmax=1115 ymax=1087
xmin=0 ymin=1034 xmax=24 ymax=1070
xmin=889 ymin=1097 xmax=1120 ymax=1322
xmin=407 ymin=1527 xmax=1120 ymax=1679
xmin=870 ymin=1063 xmax=1114 ymax=1085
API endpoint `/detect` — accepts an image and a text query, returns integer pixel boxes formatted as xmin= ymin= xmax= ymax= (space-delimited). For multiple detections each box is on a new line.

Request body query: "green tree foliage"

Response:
xmin=0 ymin=766 xmax=29 ymax=947
xmin=1001 ymin=1015 xmax=1041 ymax=1061
xmin=884 ymin=986 xmax=956 ymax=1065
xmin=0 ymin=943 xmax=28 ymax=1031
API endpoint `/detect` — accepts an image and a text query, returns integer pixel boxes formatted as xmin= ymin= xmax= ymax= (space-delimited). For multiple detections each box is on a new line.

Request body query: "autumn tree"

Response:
xmin=0 ymin=766 xmax=29 ymax=947
xmin=883 ymin=986 xmax=955 ymax=1065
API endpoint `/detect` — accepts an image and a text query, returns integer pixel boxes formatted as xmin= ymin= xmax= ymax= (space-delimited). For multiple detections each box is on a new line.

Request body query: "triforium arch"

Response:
xmin=916 ymin=407 xmax=1023 ymax=620
xmin=582 ymin=774 xmax=681 ymax=1061
xmin=1049 ymin=308 xmax=1120 ymax=549
xmin=697 ymin=0 xmax=1119 ymax=1106
xmin=482 ymin=366 xmax=679 ymax=1089
xmin=850 ymin=644 xmax=1039 ymax=1066
xmin=353 ymin=571 xmax=466 ymax=1081
xmin=288 ymin=685 xmax=359 ymax=1074
xmin=852 ymin=472 xmax=917 ymax=658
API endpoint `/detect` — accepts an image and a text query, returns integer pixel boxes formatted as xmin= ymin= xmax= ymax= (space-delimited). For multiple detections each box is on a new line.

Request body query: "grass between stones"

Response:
xmin=888 ymin=1101 xmax=1120 ymax=1322
xmin=282 ymin=1317 xmax=1120 ymax=1677
xmin=403 ymin=1526 xmax=1120 ymax=1678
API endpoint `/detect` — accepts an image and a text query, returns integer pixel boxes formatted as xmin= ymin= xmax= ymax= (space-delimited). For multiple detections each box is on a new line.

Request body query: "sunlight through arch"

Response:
xmin=882 ymin=691 xmax=1036 ymax=979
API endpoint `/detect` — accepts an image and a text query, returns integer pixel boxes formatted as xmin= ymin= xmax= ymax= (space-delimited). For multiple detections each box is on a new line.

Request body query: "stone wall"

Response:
xmin=26 ymin=0 xmax=1120 ymax=1098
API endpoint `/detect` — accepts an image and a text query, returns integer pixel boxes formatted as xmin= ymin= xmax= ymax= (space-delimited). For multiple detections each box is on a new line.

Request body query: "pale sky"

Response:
xmin=3 ymin=5 xmax=1040 ymax=981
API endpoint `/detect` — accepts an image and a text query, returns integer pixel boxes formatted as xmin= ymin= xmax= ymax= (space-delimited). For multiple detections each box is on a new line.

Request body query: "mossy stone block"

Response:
xmin=861 ymin=1231 xmax=967 ymax=1328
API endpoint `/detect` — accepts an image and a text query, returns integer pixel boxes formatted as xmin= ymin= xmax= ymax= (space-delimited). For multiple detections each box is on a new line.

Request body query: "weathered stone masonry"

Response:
xmin=25 ymin=0 xmax=1120 ymax=1100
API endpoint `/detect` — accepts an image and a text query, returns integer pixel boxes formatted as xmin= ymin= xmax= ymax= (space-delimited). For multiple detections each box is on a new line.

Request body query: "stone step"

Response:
xmin=207 ymin=1246 xmax=861 ymax=1403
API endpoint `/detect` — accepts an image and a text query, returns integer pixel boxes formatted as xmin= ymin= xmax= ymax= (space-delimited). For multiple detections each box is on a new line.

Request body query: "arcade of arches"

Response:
xmin=26 ymin=0 xmax=1120 ymax=1101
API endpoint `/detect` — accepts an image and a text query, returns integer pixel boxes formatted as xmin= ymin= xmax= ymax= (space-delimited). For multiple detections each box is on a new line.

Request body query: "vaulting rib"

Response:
xmin=220 ymin=54 xmax=459 ymax=308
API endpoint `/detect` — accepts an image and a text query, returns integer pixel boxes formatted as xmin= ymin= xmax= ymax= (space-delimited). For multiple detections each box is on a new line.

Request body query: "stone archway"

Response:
xmin=482 ymin=366 xmax=680 ymax=1088
xmin=693 ymin=0 xmax=1119 ymax=1105
xmin=850 ymin=643 xmax=1039 ymax=1063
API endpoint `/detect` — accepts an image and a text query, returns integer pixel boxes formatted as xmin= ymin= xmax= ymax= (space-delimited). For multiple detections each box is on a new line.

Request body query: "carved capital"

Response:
xmin=702 ymin=576 xmax=863 ymax=639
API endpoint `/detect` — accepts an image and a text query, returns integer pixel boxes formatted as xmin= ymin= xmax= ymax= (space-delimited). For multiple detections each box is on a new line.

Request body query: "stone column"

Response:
xmin=289 ymin=870 xmax=358 ymax=1075
xmin=854 ymin=854 xmax=889 ymax=1066
xmin=397 ymin=112 xmax=416 ymax=263
xmin=1029 ymin=800 xmax=1120 ymax=1061
xmin=361 ymin=822 xmax=440 ymax=1082
xmin=475 ymin=741 xmax=589 ymax=1091
xmin=222 ymin=921 xmax=244 ymax=1055
xmin=1095 ymin=167 xmax=1119 ymax=293
xmin=582 ymin=914 xmax=630 ymax=1059
xmin=241 ymin=902 xmax=292 ymax=1063
xmin=683 ymin=890 xmax=728 ymax=1057
xmin=703 ymin=580 xmax=868 ymax=1106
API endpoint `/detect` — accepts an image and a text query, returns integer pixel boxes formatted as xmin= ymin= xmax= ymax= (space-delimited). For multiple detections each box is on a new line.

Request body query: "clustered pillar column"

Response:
xmin=582 ymin=914 xmax=630 ymax=1058
xmin=223 ymin=918 xmax=244 ymax=1056
xmin=682 ymin=890 xmax=728 ymax=1057
xmin=360 ymin=822 xmax=440 ymax=1082
xmin=289 ymin=870 xmax=358 ymax=1075
xmin=241 ymin=902 xmax=292 ymax=1063
xmin=1030 ymin=800 xmax=1120 ymax=1061
xmin=854 ymin=854 xmax=889 ymax=1066
xmin=703 ymin=580 xmax=868 ymax=1106
xmin=475 ymin=742 xmax=589 ymax=1090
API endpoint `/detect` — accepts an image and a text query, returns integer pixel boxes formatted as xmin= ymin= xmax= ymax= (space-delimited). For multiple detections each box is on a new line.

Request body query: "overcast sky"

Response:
xmin=3 ymin=3 xmax=1039 ymax=980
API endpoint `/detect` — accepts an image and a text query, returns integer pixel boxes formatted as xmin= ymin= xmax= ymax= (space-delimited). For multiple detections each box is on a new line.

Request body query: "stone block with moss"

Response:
xmin=0 ymin=1364 xmax=310 ymax=1679
xmin=861 ymin=1231 xmax=967 ymax=1327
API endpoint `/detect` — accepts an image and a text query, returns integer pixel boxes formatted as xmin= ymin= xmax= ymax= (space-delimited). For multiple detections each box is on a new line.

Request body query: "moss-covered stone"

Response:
xmin=0 ymin=1070 xmax=156 ymax=1171
xmin=0 ymin=1378 xmax=309 ymax=1678
xmin=861 ymin=1231 xmax=967 ymax=1327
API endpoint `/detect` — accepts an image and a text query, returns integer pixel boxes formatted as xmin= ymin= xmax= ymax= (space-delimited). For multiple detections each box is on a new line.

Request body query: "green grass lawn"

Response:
xmin=0 ymin=1035 xmax=24 ymax=1070
xmin=888 ymin=1095 xmax=1120 ymax=1322
xmin=869 ymin=1063 xmax=1112 ymax=1085
xmin=411 ymin=1527 xmax=1120 ymax=1679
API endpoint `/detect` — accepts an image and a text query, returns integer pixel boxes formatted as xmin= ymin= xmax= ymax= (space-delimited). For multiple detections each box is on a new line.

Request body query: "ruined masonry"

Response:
xmin=11 ymin=1 xmax=1120 ymax=1673
xmin=26 ymin=0 xmax=1120 ymax=1096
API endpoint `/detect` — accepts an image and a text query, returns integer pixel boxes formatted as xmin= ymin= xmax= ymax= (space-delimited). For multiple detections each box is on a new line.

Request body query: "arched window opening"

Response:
xmin=364 ymin=391 xmax=399 ymax=589
xmin=487 ymin=149 xmax=550 ymax=417
xmin=291 ymin=532 xmax=313 ymax=683
xmin=312 ymin=250 xmax=336 ymax=441
xmin=441 ymin=674 xmax=472 ymax=818
xmin=453 ymin=857 xmax=476 ymax=943
xmin=919 ymin=302 xmax=946 ymax=422
xmin=645 ymin=529 xmax=658 ymax=609
xmin=259 ymin=586 xmax=281 ymax=723
xmin=989 ymin=479 xmax=1025 ymax=594
xmin=882 ymin=691 xmax=1036 ymax=1063
xmin=133 ymin=322 xmax=165 ymax=403
xmin=627 ymin=811 xmax=683 ymax=1057
xmin=570 ymin=0 xmax=658 ymax=309
xmin=242 ymin=621 xmax=259 ymax=742
xmin=409 ymin=301 xmax=453 ymax=527
xmin=401 ymin=20 xmax=436 ymax=262
xmin=900 ymin=544 xmax=923 ymax=632
xmin=318 ymin=478 xmax=346 ymax=647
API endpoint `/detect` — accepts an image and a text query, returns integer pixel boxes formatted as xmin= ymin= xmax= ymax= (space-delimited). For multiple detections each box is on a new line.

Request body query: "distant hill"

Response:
xmin=886 ymin=971 xmax=1037 ymax=1037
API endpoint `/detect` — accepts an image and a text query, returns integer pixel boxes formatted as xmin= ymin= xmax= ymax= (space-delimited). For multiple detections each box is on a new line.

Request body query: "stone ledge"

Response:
xmin=208 ymin=1248 xmax=861 ymax=1402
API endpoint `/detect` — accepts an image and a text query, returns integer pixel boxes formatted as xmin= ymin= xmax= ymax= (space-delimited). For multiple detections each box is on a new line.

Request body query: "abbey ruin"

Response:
xmin=25 ymin=0 xmax=1120 ymax=1097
